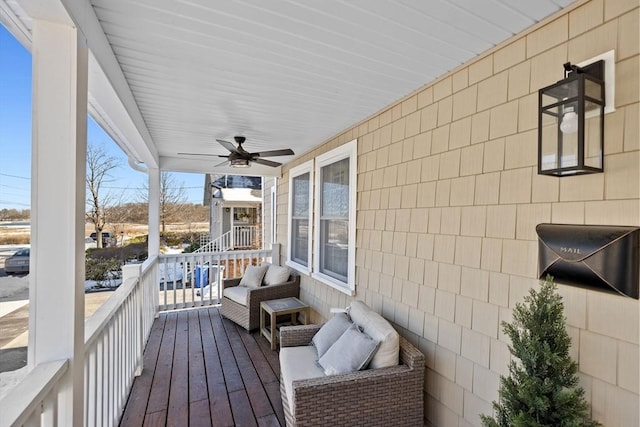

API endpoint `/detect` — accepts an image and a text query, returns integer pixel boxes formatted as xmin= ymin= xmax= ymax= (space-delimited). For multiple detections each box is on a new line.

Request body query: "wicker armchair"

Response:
xmin=220 ymin=273 xmax=300 ymax=331
xmin=279 ymin=324 xmax=425 ymax=427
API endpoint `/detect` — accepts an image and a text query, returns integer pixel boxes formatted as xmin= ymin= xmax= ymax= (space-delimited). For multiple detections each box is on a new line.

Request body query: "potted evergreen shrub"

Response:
xmin=481 ymin=276 xmax=600 ymax=427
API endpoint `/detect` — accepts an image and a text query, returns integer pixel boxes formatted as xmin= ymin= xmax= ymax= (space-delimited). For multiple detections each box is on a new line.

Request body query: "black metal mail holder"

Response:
xmin=536 ymin=223 xmax=640 ymax=299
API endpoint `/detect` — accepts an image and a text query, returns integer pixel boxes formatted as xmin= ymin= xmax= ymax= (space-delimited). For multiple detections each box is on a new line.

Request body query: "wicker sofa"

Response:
xmin=220 ymin=270 xmax=300 ymax=331
xmin=278 ymin=303 xmax=425 ymax=427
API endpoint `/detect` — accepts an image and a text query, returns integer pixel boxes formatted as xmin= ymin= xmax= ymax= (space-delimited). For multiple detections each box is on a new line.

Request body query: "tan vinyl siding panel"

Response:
xmin=278 ymin=1 xmax=639 ymax=425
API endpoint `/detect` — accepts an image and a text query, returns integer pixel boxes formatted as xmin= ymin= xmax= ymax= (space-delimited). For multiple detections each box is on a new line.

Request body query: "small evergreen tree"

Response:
xmin=481 ymin=276 xmax=600 ymax=427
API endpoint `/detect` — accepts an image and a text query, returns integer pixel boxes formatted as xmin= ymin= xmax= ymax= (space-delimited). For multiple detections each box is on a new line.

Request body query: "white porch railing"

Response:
xmin=232 ymin=225 xmax=258 ymax=248
xmin=0 ymin=247 xmax=276 ymax=427
xmin=0 ymin=360 xmax=69 ymax=426
xmin=158 ymin=248 xmax=272 ymax=312
xmin=0 ymin=257 xmax=158 ymax=427
xmin=195 ymin=225 xmax=259 ymax=253
xmin=195 ymin=229 xmax=232 ymax=253
xmin=83 ymin=257 xmax=158 ymax=426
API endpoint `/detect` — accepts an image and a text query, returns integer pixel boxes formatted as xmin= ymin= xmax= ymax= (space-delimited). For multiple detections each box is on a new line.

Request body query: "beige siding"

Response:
xmin=277 ymin=1 xmax=639 ymax=425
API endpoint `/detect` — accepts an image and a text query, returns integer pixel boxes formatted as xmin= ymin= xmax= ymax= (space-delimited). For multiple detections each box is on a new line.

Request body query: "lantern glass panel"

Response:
xmin=543 ymin=78 xmax=579 ymax=101
xmin=539 ymin=107 xmax=581 ymax=171
xmin=585 ymin=78 xmax=603 ymax=102
xmin=560 ymin=130 xmax=579 ymax=168
xmin=584 ymin=100 xmax=603 ymax=169
xmin=540 ymin=115 xmax=559 ymax=171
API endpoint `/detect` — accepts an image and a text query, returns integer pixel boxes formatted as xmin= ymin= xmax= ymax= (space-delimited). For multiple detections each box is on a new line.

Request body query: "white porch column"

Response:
xmin=148 ymin=167 xmax=160 ymax=258
xmin=28 ymin=19 xmax=88 ymax=426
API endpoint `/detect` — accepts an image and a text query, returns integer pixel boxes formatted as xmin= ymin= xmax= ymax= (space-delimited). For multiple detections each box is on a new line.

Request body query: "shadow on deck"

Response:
xmin=120 ymin=307 xmax=284 ymax=427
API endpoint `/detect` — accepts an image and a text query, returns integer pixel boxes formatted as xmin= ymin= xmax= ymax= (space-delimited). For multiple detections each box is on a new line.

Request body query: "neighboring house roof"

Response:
xmin=212 ymin=175 xmax=262 ymax=190
xmin=204 ymin=174 xmax=262 ymax=206
xmin=212 ymin=188 xmax=262 ymax=208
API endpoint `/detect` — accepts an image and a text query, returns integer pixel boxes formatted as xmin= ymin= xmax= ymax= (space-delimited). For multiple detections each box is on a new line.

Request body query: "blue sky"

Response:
xmin=0 ymin=24 xmax=205 ymax=211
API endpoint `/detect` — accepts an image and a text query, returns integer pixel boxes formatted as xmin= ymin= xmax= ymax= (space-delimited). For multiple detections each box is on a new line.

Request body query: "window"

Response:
xmin=313 ymin=140 xmax=357 ymax=295
xmin=287 ymin=160 xmax=313 ymax=274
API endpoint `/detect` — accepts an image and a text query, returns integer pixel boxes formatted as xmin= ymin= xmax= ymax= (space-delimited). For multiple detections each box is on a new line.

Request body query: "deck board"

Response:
xmin=199 ymin=310 xmax=234 ymax=426
xmin=188 ymin=310 xmax=209 ymax=402
xmin=146 ymin=312 xmax=177 ymax=414
xmin=222 ymin=319 xmax=275 ymax=420
xmin=120 ymin=307 xmax=284 ymax=427
xmin=167 ymin=311 xmax=190 ymax=427
xmin=119 ymin=314 xmax=166 ymax=426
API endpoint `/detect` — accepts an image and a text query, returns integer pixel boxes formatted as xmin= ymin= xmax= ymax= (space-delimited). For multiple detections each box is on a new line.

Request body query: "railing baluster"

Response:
xmin=97 ymin=338 xmax=104 ymax=425
xmin=161 ymin=258 xmax=167 ymax=311
xmin=155 ymin=248 xmax=270 ymax=311
xmin=41 ymin=388 xmax=56 ymax=427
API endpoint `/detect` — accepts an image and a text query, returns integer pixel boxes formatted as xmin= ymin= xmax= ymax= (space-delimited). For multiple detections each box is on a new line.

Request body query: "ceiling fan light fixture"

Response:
xmin=230 ymin=158 xmax=250 ymax=168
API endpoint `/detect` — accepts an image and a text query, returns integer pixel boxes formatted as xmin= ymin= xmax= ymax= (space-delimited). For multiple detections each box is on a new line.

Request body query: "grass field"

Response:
xmin=0 ymin=222 xmax=210 ymax=245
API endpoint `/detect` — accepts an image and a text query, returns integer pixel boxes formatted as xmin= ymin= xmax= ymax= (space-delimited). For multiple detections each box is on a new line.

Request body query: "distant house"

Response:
xmin=203 ymin=175 xmax=263 ymax=251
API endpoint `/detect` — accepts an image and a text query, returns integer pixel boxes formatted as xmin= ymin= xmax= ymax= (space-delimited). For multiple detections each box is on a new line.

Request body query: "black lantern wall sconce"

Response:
xmin=538 ymin=60 xmax=606 ymax=176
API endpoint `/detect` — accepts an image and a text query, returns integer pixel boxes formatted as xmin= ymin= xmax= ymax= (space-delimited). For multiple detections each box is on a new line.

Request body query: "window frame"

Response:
xmin=286 ymin=160 xmax=314 ymax=275
xmin=270 ymin=180 xmax=277 ymax=245
xmin=312 ymin=139 xmax=357 ymax=295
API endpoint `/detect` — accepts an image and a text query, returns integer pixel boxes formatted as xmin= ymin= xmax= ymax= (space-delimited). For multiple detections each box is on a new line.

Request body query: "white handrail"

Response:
xmin=0 ymin=360 xmax=69 ymax=427
xmin=195 ymin=230 xmax=232 ymax=253
xmin=194 ymin=225 xmax=259 ymax=253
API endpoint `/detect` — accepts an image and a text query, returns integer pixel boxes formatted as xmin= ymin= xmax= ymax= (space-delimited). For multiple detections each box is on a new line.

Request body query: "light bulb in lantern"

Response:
xmin=560 ymin=107 xmax=578 ymax=134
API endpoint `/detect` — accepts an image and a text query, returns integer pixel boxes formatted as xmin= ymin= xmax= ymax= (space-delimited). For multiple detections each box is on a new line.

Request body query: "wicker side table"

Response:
xmin=260 ymin=297 xmax=309 ymax=350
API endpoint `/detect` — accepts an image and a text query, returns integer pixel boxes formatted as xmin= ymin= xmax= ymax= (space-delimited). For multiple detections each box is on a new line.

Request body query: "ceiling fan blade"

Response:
xmin=250 ymin=149 xmax=294 ymax=157
xmin=252 ymin=158 xmax=282 ymax=167
xmin=214 ymin=159 xmax=230 ymax=167
xmin=216 ymin=139 xmax=238 ymax=153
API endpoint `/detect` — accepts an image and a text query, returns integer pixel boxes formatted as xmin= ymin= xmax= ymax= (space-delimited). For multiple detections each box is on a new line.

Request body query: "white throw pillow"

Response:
xmin=239 ymin=265 xmax=269 ymax=288
xmin=263 ymin=264 xmax=291 ymax=286
xmin=318 ymin=324 xmax=379 ymax=376
xmin=311 ymin=312 xmax=352 ymax=357
xmin=348 ymin=300 xmax=399 ymax=369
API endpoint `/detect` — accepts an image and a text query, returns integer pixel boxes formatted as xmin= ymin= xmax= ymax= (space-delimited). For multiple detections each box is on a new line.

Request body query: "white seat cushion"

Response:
xmin=223 ymin=286 xmax=249 ymax=306
xmin=279 ymin=346 xmax=325 ymax=415
xmin=348 ymin=300 xmax=399 ymax=369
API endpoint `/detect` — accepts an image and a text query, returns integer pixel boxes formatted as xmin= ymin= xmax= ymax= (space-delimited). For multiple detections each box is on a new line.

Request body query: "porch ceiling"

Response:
xmin=2 ymin=0 xmax=575 ymax=177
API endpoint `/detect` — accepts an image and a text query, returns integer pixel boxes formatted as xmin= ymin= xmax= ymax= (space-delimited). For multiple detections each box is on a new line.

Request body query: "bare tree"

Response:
xmin=86 ymin=144 xmax=119 ymax=248
xmin=140 ymin=172 xmax=187 ymax=233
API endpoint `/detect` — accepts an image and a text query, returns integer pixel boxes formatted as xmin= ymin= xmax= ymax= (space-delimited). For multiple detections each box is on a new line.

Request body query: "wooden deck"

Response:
xmin=120 ymin=307 xmax=284 ymax=427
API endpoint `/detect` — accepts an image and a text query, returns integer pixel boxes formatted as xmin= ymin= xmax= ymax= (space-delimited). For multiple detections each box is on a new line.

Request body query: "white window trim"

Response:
xmin=312 ymin=139 xmax=357 ymax=296
xmin=270 ymin=180 xmax=277 ymax=245
xmin=286 ymin=160 xmax=314 ymax=275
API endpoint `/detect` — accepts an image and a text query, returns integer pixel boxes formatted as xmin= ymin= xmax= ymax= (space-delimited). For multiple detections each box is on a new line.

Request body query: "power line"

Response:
xmin=0 ymin=200 xmax=30 ymax=207
xmin=0 ymin=184 xmax=29 ymax=190
xmin=0 ymin=172 xmax=30 ymax=180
